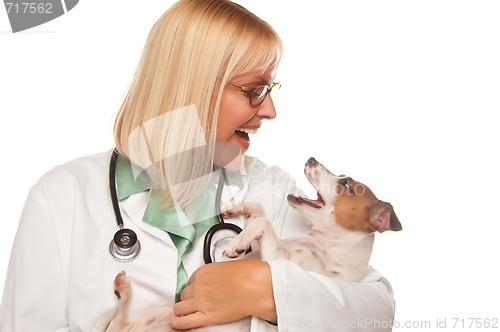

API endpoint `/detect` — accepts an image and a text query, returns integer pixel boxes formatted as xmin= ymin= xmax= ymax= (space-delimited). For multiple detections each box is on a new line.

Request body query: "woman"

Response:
xmin=0 ymin=0 xmax=396 ymax=331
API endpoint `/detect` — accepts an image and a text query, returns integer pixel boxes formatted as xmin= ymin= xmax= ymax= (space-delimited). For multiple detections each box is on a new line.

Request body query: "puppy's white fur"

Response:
xmin=223 ymin=157 xmax=401 ymax=282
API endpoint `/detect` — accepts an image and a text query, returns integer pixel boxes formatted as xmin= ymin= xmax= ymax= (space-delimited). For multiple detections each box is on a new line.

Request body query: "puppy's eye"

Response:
xmin=339 ymin=178 xmax=350 ymax=188
xmin=339 ymin=177 xmax=354 ymax=193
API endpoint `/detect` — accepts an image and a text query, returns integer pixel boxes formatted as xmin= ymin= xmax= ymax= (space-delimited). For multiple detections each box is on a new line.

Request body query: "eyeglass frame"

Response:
xmin=226 ymin=81 xmax=281 ymax=107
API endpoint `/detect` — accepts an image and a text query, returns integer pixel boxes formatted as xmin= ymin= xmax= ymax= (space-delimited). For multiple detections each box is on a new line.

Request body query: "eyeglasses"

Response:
xmin=226 ymin=81 xmax=281 ymax=107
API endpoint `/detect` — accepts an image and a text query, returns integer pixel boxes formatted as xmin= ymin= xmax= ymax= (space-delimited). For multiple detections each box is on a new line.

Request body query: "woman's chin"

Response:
xmin=214 ymin=140 xmax=245 ymax=168
xmin=233 ymin=135 xmax=250 ymax=152
xmin=223 ymin=150 xmax=244 ymax=171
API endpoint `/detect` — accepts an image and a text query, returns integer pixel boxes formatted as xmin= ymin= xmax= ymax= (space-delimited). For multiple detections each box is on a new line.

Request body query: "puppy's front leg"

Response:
xmin=223 ymin=215 xmax=289 ymax=261
xmin=105 ymin=271 xmax=133 ymax=331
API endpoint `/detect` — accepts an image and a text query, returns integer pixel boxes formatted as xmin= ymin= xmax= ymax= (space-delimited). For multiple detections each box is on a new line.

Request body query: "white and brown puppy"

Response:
xmin=223 ymin=157 xmax=402 ymax=282
xmin=94 ymin=157 xmax=401 ymax=331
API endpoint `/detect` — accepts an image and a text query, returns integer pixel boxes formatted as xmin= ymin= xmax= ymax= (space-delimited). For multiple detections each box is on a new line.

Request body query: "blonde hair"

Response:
xmin=113 ymin=0 xmax=283 ymax=210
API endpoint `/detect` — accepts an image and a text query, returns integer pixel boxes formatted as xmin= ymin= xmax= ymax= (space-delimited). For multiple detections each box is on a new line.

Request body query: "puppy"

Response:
xmin=94 ymin=157 xmax=401 ymax=331
xmin=223 ymin=157 xmax=402 ymax=282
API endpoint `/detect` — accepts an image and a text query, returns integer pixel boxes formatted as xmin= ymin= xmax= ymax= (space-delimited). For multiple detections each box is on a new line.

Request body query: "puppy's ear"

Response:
xmin=369 ymin=201 xmax=402 ymax=233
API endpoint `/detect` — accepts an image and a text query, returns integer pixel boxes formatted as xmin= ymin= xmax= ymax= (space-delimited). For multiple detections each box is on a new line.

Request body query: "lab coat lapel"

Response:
xmin=219 ymin=166 xmax=248 ymax=207
xmin=121 ymin=191 xmax=176 ymax=248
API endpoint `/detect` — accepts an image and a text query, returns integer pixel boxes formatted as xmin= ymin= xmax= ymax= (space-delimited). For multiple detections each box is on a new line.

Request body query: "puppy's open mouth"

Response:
xmin=287 ymin=192 xmax=325 ymax=209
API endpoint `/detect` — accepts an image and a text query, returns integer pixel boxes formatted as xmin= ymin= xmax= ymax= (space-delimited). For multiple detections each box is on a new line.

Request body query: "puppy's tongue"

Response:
xmin=287 ymin=192 xmax=325 ymax=208
xmin=235 ymin=130 xmax=249 ymax=142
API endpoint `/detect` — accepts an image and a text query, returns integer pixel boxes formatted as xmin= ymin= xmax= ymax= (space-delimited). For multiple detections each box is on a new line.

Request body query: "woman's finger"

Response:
xmin=178 ymin=284 xmax=194 ymax=301
xmin=172 ymin=297 xmax=197 ymax=317
xmin=170 ymin=310 xmax=210 ymax=330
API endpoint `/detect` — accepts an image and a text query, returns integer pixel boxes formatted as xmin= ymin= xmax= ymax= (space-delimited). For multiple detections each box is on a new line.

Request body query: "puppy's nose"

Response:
xmin=306 ymin=157 xmax=318 ymax=167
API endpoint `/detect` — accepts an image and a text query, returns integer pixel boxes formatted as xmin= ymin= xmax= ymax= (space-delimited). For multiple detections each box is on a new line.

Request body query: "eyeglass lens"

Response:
xmin=252 ymin=83 xmax=280 ymax=106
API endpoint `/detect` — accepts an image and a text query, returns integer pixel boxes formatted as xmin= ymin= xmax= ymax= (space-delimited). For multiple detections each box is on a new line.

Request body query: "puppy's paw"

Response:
xmin=222 ymin=203 xmax=245 ymax=218
xmin=114 ymin=271 xmax=131 ymax=302
xmin=222 ymin=228 xmax=262 ymax=258
xmin=222 ymin=246 xmax=246 ymax=259
xmin=222 ymin=233 xmax=249 ymax=258
xmin=223 ymin=202 xmax=265 ymax=220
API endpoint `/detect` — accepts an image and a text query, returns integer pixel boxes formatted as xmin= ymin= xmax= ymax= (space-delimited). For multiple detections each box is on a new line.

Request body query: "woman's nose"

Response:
xmin=256 ymin=95 xmax=277 ymax=119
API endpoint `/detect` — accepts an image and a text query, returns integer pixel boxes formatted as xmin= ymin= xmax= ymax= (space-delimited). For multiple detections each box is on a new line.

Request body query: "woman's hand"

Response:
xmin=170 ymin=259 xmax=277 ymax=330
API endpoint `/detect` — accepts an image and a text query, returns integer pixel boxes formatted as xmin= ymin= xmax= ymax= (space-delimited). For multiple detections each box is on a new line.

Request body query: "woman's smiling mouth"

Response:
xmin=233 ymin=127 xmax=259 ymax=151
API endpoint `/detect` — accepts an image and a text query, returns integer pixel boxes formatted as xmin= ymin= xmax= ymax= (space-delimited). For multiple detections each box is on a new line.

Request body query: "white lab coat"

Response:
xmin=0 ymin=150 xmax=396 ymax=331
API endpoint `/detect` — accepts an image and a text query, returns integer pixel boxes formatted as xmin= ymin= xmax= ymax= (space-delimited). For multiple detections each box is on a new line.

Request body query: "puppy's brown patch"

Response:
xmin=333 ymin=181 xmax=379 ymax=232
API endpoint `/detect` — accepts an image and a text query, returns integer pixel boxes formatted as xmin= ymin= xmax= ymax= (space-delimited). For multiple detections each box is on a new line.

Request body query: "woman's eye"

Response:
xmin=242 ymin=90 xmax=252 ymax=97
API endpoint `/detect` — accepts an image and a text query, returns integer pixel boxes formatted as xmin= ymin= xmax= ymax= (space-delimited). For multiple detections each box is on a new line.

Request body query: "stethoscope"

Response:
xmin=108 ymin=149 xmax=246 ymax=264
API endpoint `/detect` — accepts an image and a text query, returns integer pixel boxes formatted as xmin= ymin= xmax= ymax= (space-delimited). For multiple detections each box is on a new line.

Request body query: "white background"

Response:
xmin=1 ymin=1 xmax=499 ymax=330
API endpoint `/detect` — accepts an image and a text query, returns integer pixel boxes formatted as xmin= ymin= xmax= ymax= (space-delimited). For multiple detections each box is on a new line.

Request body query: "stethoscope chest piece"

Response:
xmin=109 ymin=228 xmax=141 ymax=263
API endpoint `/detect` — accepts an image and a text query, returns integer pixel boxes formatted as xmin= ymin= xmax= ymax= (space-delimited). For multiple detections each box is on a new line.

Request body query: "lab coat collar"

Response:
xmin=116 ymin=154 xmax=248 ymax=247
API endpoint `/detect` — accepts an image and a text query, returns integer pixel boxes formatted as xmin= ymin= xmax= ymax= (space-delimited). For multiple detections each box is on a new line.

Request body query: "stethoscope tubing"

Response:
xmin=109 ymin=149 xmax=124 ymax=229
xmin=108 ymin=149 xmax=246 ymax=264
xmin=109 ymin=149 xmax=141 ymax=262
xmin=203 ymin=167 xmax=244 ymax=263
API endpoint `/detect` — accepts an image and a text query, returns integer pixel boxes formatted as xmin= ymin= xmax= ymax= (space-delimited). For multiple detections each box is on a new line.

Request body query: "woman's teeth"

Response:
xmin=236 ymin=128 xmax=258 ymax=134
